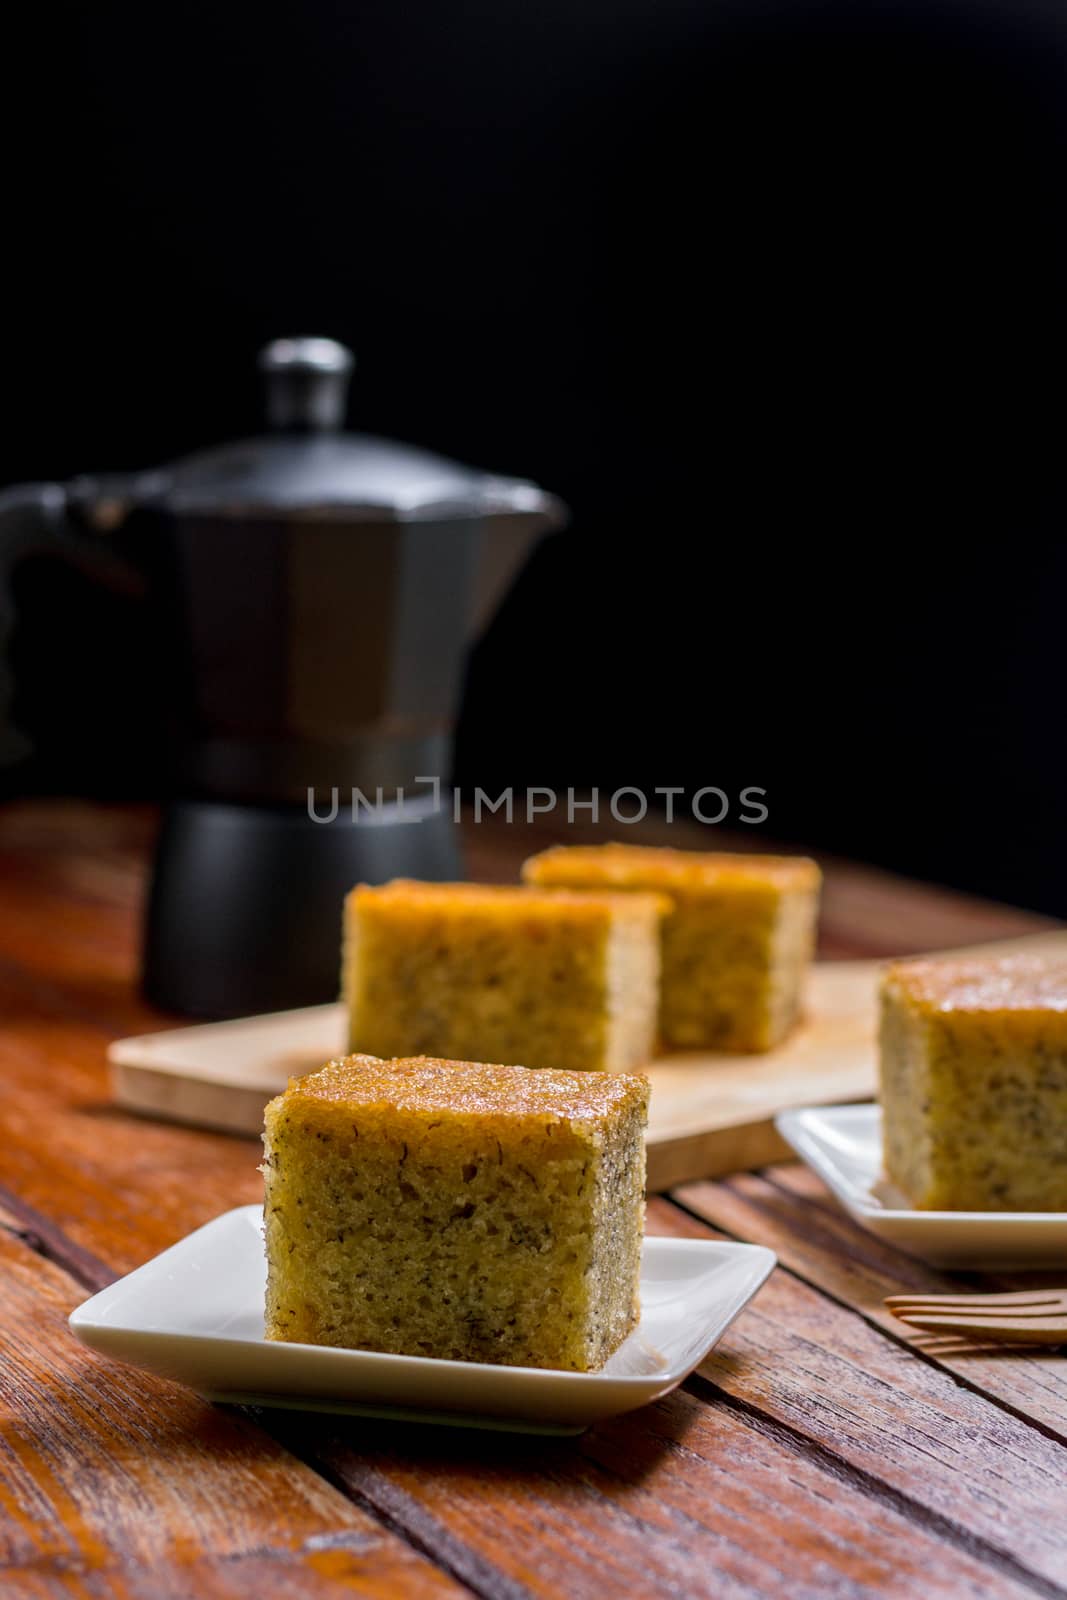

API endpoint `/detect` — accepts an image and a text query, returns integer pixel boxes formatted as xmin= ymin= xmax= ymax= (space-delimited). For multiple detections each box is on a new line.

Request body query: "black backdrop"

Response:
xmin=4 ymin=0 xmax=1067 ymax=912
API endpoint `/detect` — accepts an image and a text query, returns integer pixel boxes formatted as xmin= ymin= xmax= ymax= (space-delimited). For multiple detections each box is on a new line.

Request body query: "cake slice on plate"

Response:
xmin=879 ymin=955 xmax=1067 ymax=1210
xmin=262 ymin=1055 xmax=649 ymax=1370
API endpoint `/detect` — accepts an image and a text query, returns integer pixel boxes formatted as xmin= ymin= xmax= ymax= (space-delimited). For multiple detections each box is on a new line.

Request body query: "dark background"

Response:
xmin=3 ymin=0 xmax=1066 ymax=913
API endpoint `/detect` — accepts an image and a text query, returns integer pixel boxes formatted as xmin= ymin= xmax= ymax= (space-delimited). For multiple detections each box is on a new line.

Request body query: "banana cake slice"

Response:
xmin=879 ymin=955 xmax=1067 ymax=1210
xmin=523 ymin=843 xmax=821 ymax=1052
xmin=262 ymin=1055 xmax=649 ymax=1370
xmin=343 ymin=880 xmax=666 ymax=1072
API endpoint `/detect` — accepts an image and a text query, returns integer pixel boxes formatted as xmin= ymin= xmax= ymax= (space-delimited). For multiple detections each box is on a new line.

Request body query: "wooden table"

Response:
xmin=2 ymin=800 xmax=1065 ymax=1600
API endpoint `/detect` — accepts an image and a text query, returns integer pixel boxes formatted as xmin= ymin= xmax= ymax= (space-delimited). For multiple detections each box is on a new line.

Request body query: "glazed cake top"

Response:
xmin=884 ymin=955 xmax=1067 ymax=1014
xmin=281 ymin=1054 xmax=650 ymax=1124
xmin=524 ymin=843 xmax=820 ymax=891
xmin=347 ymin=879 xmax=668 ymax=920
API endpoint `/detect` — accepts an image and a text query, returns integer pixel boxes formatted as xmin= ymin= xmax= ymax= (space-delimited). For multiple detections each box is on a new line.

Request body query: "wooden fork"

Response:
xmin=884 ymin=1288 xmax=1067 ymax=1345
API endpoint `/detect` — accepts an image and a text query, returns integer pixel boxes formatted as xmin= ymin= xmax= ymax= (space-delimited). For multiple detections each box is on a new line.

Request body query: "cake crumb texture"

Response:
xmin=343 ymin=880 xmax=664 ymax=1072
xmin=879 ymin=955 xmax=1067 ymax=1210
xmin=262 ymin=1055 xmax=649 ymax=1370
xmin=523 ymin=843 xmax=821 ymax=1052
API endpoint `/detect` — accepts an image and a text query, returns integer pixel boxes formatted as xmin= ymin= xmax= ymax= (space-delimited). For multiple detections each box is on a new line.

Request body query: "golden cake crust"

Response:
xmin=884 ymin=956 xmax=1067 ymax=1015
xmin=524 ymin=843 xmax=820 ymax=893
xmin=347 ymin=879 xmax=670 ymax=921
xmin=281 ymin=1054 xmax=650 ymax=1125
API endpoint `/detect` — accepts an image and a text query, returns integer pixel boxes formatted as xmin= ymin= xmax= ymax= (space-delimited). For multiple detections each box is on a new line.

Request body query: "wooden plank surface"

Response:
xmin=0 ymin=1209 xmax=463 ymax=1600
xmin=674 ymin=1167 xmax=1067 ymax=1440
xmin=1 ymin=799 xmax=1066 ymax=1600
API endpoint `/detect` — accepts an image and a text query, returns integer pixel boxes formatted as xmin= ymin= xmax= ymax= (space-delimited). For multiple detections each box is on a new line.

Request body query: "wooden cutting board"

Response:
xmin=109 ymin=929 xmax=1067 ymax=1192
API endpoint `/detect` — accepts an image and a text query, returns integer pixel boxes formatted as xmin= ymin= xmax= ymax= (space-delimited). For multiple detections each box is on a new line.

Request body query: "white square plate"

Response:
xmin=69 ymin=1207 xmax=775 ymax=1434
xmin=776 ymin=1103 xmax=1067 ymax=1269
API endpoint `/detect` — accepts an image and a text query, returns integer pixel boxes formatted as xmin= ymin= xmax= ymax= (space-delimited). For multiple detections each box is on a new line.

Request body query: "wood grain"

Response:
xmin=2 ymin=798 xmax=1066 ymax=1600
xmin=247 ymin=1195 xmax=1067 ymax=1600
xmin=269 ymin=1383 xmax=1057 ymax=1600
xmin=4 ymin=1023 xmax=1067 ymax=1600
xmin=673 ymin=1171 xmax=1067 ymax=1442
xmin=646 ymin=1200 xmax=1067 ymax=1590
xmin=0 ymin=1219 xmax=463 ymax=1600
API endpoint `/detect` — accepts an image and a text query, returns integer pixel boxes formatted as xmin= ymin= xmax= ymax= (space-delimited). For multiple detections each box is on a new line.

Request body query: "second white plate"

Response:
xmin=69 ymin=1207 xmax=775 ymax=1434
xmin=776 ymin=1103 xmax=1067 ymax=1269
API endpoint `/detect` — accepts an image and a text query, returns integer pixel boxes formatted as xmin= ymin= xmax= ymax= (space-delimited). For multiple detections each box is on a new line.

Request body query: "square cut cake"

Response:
xmin=343 ymin=880 xmax=665 ymax=1072
xmin=523 ymin=844 xmax=821 ymax=1052
xmin=262 ymin=1055 xmax=649 ymax=1369
xmin=879 ymin=956 xmax=1067 ymax=1210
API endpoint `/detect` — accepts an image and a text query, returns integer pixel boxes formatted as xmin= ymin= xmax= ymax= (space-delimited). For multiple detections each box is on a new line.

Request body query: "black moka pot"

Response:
xmin=0 ymin=339 xmax=566 ymax=1015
